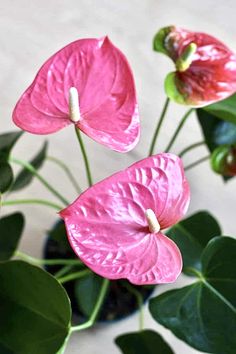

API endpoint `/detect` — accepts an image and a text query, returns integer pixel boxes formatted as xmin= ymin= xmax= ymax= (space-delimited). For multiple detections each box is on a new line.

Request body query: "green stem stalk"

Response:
xmin=185 ymin=155 xmax=210 ymax=171
xmin=2 ymin=199 xmax=63 ymax=210
xmin=149 ymin=97 xmax=170 ymax=156
xmin=165 ymin=108 xmax=194 ymax=152
xmin=58 ymin=269 xmax=91 ymax=284
xmin=179 ymin=141 xmax=205 ymax=158
xmin=70 ymin=278 xmax=110 ymax=332
xmin=10 ymin=157 xmax=69 ymax=206
xmin=75 ymin=127 xmax=93 ymax=187
xmin=47 ymin=156 xmax=82 ymax=194
xmin=123 ymin=282 xmax=144 ymax=331
xmin=16 ymin=251 xmax=82 ymax=266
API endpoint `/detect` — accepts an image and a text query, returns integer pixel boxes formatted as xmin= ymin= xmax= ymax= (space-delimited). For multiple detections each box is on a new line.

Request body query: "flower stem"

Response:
xmin=47 ymin=156 xmax=82 ymax=194
xmin=165 ymin=108 xmax=194 ymax=152
xmin=16 ymin=250 xmax=82 ymax=266
xmin=149 ymin=97 xmax=170 ymax=156
xmin=179 ymin=141 xmax=205 ymax=158
xmin=70 ymin=278 xmax=110 ymax=333
xmin=10 ymin=157 xmax=69 ymax=206
xmin=58 ymin=269 xmax=91 ymax=284
xmin=1 ymin=199 xmax=63 ymax=210
xmin=54 ymin=265 xmax=75 ymax=279
xmin=123 ymin=282 xmax=144 ymax=331
xmin=185 ymin=155 xmax=210 ymax=171
xmin=74 ymin=127 xmax=93 ymax=187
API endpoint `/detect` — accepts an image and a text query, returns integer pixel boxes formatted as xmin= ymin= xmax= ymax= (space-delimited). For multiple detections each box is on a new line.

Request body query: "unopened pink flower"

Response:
xmin=60 ymin=153 xmax=190 ymax=285
xmin=154 ymin=26 xmax=236 ymax=107
xmin=13 ymin=37 xmax=140 ymax=152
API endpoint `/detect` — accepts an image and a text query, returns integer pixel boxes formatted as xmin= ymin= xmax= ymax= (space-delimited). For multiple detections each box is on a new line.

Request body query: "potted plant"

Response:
xmin=0 ymin=25 xmax=236 ymax=354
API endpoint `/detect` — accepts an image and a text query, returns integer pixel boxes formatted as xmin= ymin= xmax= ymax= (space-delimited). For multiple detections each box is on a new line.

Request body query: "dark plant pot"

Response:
xmin=44 ymin=220 xmax=155 ymax=323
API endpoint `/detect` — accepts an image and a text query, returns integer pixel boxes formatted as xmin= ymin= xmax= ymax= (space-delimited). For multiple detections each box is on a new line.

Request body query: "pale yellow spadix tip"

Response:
xmin=69 ymin=87 xmax=81 ymax=122
xmin=145 ymin=209 xmax=161 ymax=233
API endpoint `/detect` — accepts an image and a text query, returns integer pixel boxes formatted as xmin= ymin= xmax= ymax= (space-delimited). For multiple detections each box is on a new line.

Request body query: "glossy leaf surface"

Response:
xmin=0 ymin=261 xmax=71 ymax=354
xmin=0 ymin=162 xmax=13 ymax=193
xmin=0 ymin=131 xmax=22 ymax=163
xmin=167 ymin=210 xmax=221 ymax=273
xmin=0 ymin=213 xmax=24 ymax=261
xmin=154 ymin=26 xmax=236 ymax=106
xmin=11 ymin=141 xmax=48 ymax=191
xmin=74 ymin=273 xmax=103 ymax=318
xmin=13 ymin=37 xmax=140 ymax=152
xmin=61 ymin=153 xmax=190 ymax=285
xmin=203 ymin=93 xmax=236 ymax=124
xmin=115 ymin=330 xmax=174 ymax=354
xmin=149 ymin=237 xmax=236 ymax=354
xmin=197 ymin=109 xmax=236 ymax=152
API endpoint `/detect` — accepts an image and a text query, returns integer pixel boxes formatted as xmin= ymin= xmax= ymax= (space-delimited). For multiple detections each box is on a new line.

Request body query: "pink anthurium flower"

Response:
xmin=13 ymin=37 xmax=140 ymax=152
xmin=154 ymin=26 xmax=236 ymax=107
xmin=60 ymin=153 xmax=190 ymax=285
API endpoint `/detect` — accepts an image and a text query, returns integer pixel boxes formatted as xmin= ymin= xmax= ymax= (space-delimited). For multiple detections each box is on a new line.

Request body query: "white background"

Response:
xmin=0 ymin=1 xmax=236 ymax=353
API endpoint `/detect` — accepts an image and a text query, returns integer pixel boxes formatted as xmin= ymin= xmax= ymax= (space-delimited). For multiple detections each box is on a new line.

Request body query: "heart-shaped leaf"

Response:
xmin=74 ymin=273 xmax=103 ymax=318
xmin=197 ymin=109 xmax=236 ymax=153
xmin=149 ymin=236 xmax=236 ymax=354
xmin=203 ymin=93 xmax=236 ymax=124
xmin=166 ymin=210 xmax=221 ymax=273
xmin=115 ymin=330 xmax=174 ymax=354
xmin=0 ymin=162 xmax=14 ymax=193
xmin=0 ymin=131 xmax=22 ymax=163
xmin=0 ymin=213 xmax=24 ymax=261
xmin=0 ymin=260 xmax=71 ymax=354
xmin=11 ymin=141 xmax=48 ymax=191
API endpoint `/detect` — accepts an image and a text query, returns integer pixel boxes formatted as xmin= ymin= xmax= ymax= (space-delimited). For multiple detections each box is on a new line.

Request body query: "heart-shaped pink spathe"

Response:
xmin=13 ymin=37 xmax=140 ymax=153
xmin=60 ymin=153 xmax=190 ymax=285
xmin=154 ymin=26 xmax=236 ymax=107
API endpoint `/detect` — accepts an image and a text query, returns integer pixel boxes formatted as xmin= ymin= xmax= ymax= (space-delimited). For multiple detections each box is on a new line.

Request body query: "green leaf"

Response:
xmin=115 ymin=330 xmax=174 ymax=354
xmin=166 ymin=211 xmax=221 ymax=273
xmin=203 ymin=93 xmax=236 ymax=124
xmin=0 ymin=260 xmax=71 ymax=354
xmin=149 ymin=236 xmax=236 ymax=354
xmin=197 ymin=109 xmax=236 ymax=153
xmin=0 ymin=131 xmax=22 ymax=163
xmin=11 ymin=141 xmax=48 ymax=191
xmin=74 ymin=273 xmax=103 ymax=318
xmin=0 ymin=163 xmax=14 ymax=193
xmin=0 ymin=213 xmax=24 ymax=261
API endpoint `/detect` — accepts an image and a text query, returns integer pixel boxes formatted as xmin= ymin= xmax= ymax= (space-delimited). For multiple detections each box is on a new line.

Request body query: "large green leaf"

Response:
xmin=197 ymin=109 xmax=236 ymax=153
xmin=115 ymin=330 xmax=174 ymax=354
xmin=203 ymin=93 xmax=236 ymax=124
xmin=166 ymin=211 xmax=221 ymax=273
xmin=0 ymin=260 xmax=71 ymax=354
xmin=74 ymin=273 xmax=103 ymax=318
xmin=149 ymin=237 xmax=236 ymax=354
xmin=11 ymin=141 xmax=48 ymax=191
xmin=0 ymin=213 xmax=24 ymax=261
xmin=0 ymin=131 xmax=22 ymax=163
xmin=0 ymin=163 xmax=14 ymax=193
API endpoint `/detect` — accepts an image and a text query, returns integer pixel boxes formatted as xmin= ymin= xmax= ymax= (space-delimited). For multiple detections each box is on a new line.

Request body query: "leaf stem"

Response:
xmin=10 ymin=157 xmax=69 ymax=206
xmin=1 ymin=198 xmax=63 ymax=210
xmin=185 ymin=155 xmax=210 ymax=171
xmin=15 ymin=251 xmax=82 ymax=266
xmin=179 ymin=141 xmax=205 ymax=158
xmin=74 ymin=127 xmax=93 ymax=187
xmin=70 ymin=278 xmax=110 ymax=333
xmin=47 ymin=156 xmax=82 ymax=194
xmin=123 ymin=282 xmax=144 ymax=331
xmin=149 ymin=97 xmax=170 ymax=156
xmin=58 ymin=269 xmax=91 ymax=284
xmin=165 ymin=108 xmax=194 ymax=152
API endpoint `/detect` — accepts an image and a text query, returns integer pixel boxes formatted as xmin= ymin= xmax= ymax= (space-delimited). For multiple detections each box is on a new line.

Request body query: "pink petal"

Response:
xmin=60 ymin=153 xmax=189 ymax=285
xmin=13 ymin=37 xmax=139 ymax=151
xmin=156 ymin=26 xmax=236 ymax=106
